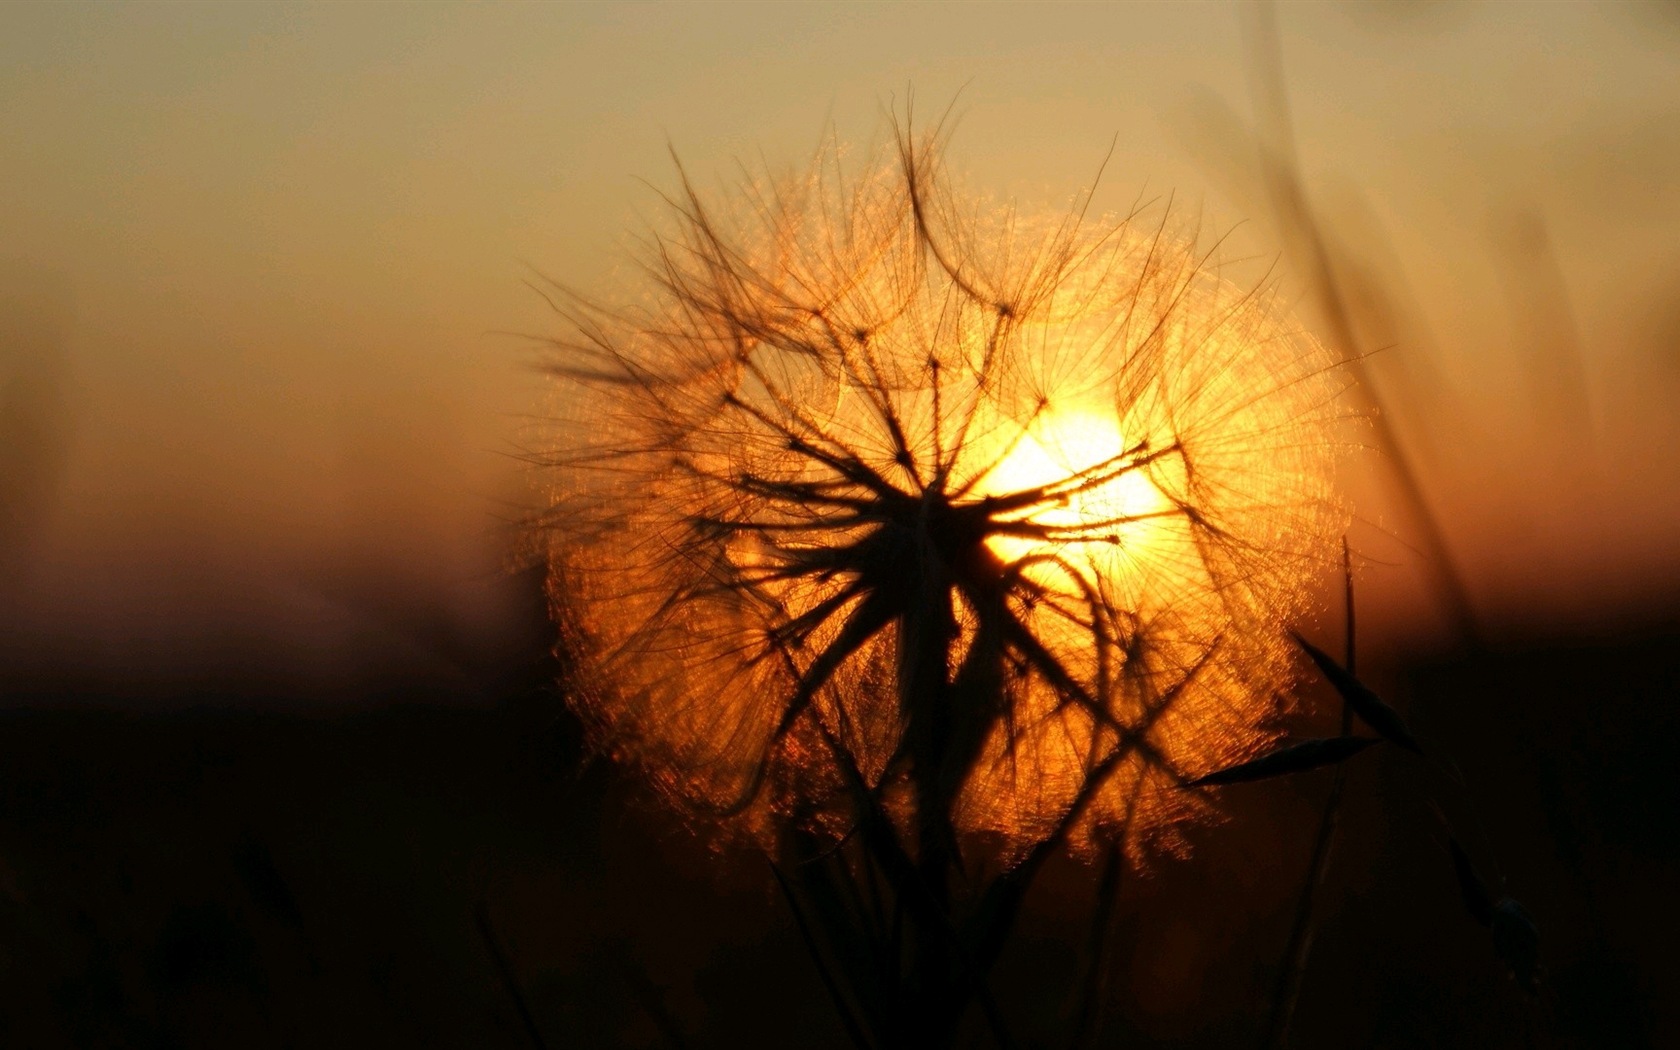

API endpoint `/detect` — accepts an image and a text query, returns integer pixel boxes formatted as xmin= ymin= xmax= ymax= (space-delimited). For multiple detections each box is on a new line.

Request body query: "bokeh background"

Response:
xmin=1 ymin=2 xmax=1676 ymax=1046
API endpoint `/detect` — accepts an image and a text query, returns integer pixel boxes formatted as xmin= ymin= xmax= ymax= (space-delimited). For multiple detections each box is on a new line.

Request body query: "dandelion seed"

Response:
xmin=536 ymin=122 xmax=1349 ymax=867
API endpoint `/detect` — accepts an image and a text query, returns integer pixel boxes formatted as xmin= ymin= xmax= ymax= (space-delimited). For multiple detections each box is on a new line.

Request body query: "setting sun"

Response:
xmin=976 ymin=406 xmax=1177 ymax=574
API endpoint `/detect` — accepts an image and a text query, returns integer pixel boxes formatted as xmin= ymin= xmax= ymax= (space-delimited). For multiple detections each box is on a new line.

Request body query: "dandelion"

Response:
xmin=537 ymin=118 xmax=1344 ymax=869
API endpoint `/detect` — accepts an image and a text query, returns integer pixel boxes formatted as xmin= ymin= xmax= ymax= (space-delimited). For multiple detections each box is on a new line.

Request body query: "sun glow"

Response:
xmin=542 ymin=132 xmax=1347 ymax=864
xmin=976 ymin=406 xmax=1177 ymax=575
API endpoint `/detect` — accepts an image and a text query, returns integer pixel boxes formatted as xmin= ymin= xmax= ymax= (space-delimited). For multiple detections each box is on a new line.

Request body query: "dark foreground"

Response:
xmin=0 ymin=599 xmax=1674 ymax=1048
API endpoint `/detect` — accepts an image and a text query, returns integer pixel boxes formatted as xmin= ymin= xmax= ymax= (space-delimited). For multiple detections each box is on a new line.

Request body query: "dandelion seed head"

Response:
xmin=539 ymin=126 xmax=1350 ymax=866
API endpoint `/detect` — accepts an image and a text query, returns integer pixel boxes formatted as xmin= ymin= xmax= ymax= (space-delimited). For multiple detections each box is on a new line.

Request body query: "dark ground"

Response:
xmin=0 ymin=570 xmax=1674 ymax=1048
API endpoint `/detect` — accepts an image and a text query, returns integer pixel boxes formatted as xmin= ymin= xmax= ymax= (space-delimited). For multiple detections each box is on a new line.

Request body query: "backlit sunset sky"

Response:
xmin=3 ymin=2 xmax=1677 ymax=697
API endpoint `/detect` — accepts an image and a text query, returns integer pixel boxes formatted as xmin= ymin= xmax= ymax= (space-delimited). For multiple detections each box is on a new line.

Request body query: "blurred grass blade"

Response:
xmin=1185 ymin=736 xmax=1380 ymax=787
xmin=1067 ymin=839 xmax=1125 ymax=1048
xmin=1242 ymin=0 xmax=1481 ymax=647
xmin=1292 ymin=633 xmax=1422 ymax=754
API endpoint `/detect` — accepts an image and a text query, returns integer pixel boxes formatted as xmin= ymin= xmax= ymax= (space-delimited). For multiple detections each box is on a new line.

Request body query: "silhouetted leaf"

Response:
xmin=1185 ymin=736 xmax=1381 ymax=787
xmin=1292 ymin=633 xmax=1423 ymax=754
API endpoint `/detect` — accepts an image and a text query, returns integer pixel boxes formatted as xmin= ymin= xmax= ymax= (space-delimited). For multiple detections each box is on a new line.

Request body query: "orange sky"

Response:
xmin=2 ymin=2 xmax=1677 ymax=697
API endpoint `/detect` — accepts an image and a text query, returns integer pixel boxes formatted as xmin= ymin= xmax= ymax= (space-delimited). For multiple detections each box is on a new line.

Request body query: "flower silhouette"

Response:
xmin=537 ymin=120 xmax=1347 ymax=868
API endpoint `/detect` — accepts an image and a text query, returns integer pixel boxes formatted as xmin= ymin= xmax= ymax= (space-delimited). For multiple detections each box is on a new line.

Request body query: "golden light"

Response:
xmin=977 ymin=406 xmax=1176 ymax=575
xmin=540 ymin=131 xmax=1349 ymax=865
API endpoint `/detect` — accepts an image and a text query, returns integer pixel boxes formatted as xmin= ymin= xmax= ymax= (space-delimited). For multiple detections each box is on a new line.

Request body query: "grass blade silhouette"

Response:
xmin=1186 ymin=736 xmax=1380 ymax=787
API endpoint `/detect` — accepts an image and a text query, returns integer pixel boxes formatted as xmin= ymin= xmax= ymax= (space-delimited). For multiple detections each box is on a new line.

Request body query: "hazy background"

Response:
xmin=2 ymin=5 xmax=1678 ymax=1047
xmin=2 ymin=1 xmax=1678 ymax=699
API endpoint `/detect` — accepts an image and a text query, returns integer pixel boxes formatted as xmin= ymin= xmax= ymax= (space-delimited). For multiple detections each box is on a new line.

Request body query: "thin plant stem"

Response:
xmin=1066 ymin=839 xmax=1125 ymax=1049
xmin=772 ymin=861 xmax=880 ymax=1050
xmin=622 ymin=962 xmax=694 ymax=1050
xmin=1261 ymin=538 xmax=1355 ymax=1050
xmin=475 ymin=902 xmax=551 ymax=1050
